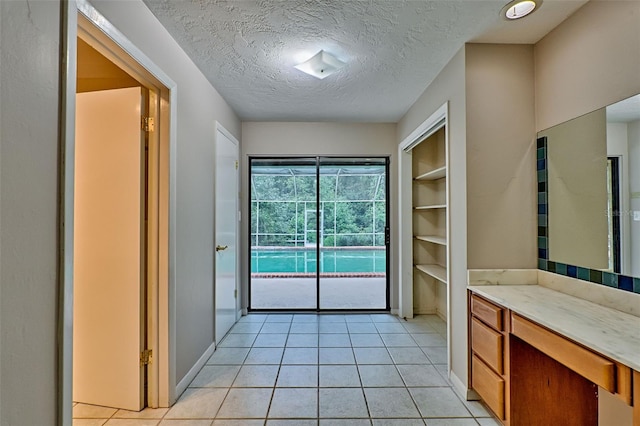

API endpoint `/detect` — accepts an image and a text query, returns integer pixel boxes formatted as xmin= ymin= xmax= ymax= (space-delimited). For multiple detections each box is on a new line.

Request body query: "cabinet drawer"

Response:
xmin=472 ymin=354 xmax=505 ymax=420
xmin=511 ymin=313 xmax=615 ymax=392
xmin=471 ymin=317 xmax=503 ymax=375
xmin=471 ymin=295 xmax=503 ymax=331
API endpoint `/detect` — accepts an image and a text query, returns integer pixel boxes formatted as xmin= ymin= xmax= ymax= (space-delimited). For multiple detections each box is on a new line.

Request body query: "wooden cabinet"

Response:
xmin=469 ymin=290 xmax=638 ymax=426
xmin=412 ymin=126 xmax=448 ymax=319
xmin=469 ymin=294 xmax=508 ymax=421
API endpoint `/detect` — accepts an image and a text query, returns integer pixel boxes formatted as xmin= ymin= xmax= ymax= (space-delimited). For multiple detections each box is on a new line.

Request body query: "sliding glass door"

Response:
xmin=249 ymin=157 xmax=389 ymax=311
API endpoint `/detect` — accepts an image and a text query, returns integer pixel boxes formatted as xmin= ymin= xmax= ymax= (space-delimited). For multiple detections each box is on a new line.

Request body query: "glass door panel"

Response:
xmin=318 ymin=158 xmax=388 ymax=309
xmin=249 ymin=158 xmax=317 ymax=309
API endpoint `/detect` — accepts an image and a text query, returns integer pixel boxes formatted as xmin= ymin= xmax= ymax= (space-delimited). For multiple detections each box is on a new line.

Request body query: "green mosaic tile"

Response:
xmin=537 ymin=147 xmax=546 ymax=160
xmin=538 ymin=237 xmax=547 ymax=249
xmin=537 ymin=170 xmax=546 ymax=183
xmin=634 ymin=278 xmax=640 ymax=293
xmin=538 ymin=192 xmax=547 ymax=204
xmin=589 ymin=269 xmax=603 ymax=284
xmin=602 ymin=272 xmax=618 ymax=288
xmin=538 ymin=214 xmax=547 ymax=226
xmin=538 ymin=259 xmax=547 ymax=270
xmin=556 ymin=263 xmax=567 ymax=275
xmin=577 ymin=267 xmax=590 ymax=281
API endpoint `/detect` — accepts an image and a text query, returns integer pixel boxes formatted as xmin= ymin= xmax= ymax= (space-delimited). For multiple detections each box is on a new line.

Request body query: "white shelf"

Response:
xmin=414 ymin=166 xmax=446 ymax=181
xmin=414 ymin=235 xmax=447 ymax=246
xmin=414 ymin=204 xmax=446 ymax=210
xmin=415 ymin=264 xmax=447 ymax=284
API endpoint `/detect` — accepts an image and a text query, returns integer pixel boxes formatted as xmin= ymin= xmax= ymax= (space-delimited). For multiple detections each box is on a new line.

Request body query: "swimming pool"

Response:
xmin=251 ymin=249 xmax=386 ymax=274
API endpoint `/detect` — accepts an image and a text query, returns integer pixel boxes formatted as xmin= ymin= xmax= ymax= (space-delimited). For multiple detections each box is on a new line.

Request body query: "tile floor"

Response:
xmin=74 ymin=313 xmax=500 ymax=426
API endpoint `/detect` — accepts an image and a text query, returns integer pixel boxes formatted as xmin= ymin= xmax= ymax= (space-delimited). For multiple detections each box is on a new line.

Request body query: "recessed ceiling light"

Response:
xmin=294 ymin=50 xmax=346 ymax=79
xmin=501 ymin=0 xmax=541 ymax=20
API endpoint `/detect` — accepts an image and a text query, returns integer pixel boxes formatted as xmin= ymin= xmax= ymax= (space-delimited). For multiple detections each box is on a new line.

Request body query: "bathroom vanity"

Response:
xmin=467 ymin=281 xmax=639 ymax=425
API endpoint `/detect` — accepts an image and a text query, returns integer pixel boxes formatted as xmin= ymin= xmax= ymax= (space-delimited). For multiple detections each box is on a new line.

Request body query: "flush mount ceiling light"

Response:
xmin=501 ymin=0 xmax=542 ymax=20
xmin=294 ymin=50 xmax=346 ymax=79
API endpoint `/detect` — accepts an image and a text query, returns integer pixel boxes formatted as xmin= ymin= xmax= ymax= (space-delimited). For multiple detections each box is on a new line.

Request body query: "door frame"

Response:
xmin=247 ymin=155 xmax=391 ymax=312
xmin=59 ymin=1 xmax=178 ymax=423
xmin=398 ymin=101 xmax=452 ymax=376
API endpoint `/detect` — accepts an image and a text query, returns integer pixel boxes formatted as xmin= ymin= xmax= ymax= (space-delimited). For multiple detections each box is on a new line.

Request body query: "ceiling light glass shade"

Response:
xmin=294 ymin=50 xmax=346 ymax=79
xmin=501 ymin=0 xmax=541 ymax=20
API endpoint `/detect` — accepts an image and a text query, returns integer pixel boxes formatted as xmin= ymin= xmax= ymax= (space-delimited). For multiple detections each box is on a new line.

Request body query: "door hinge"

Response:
xmin=141 ymin=116 xmax=155 ymax=132
xmin=235 ymin=160 xmax=239 ymax=170
xmin=234 ymin=289 xmax=238 ymax=298
xmin=140 ymin=349 xmax=153 ymax=366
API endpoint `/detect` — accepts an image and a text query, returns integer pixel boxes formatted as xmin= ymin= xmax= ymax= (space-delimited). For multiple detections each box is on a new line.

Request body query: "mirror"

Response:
xmin=538 ymin=94 xmax=640 ymax=284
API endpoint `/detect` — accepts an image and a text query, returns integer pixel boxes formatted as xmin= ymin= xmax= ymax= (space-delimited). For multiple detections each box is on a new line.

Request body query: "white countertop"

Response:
xmin=468 ymin=285 xmax=640 ymax=371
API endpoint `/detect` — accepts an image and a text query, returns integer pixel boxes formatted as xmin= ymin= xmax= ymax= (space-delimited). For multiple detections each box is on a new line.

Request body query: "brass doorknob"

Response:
xmin=216 ymin=245 xmax=228 ymax=252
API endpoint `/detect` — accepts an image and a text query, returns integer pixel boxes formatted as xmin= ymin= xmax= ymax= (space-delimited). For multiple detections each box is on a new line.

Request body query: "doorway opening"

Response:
xmin=61 ymin=4 xmax=175 ymax=420
xmin=606 ymin=156 xmax=621 ymax=273
xmin=249 ymin=157 xmax=390 ymax=311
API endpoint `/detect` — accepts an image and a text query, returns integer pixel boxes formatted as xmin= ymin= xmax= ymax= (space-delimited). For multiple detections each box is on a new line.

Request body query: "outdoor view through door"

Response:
xmin=250 ymin=157 xmax=389 ymax=310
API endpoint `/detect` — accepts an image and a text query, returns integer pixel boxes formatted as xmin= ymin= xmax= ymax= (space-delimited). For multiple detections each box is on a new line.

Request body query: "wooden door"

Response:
xmin=73 ymin=87 xmax=145 ymax=411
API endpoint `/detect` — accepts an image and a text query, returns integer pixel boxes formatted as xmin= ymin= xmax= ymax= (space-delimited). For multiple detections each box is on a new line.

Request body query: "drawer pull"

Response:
xmin=511 ymin=313 xmax=615 ymax=392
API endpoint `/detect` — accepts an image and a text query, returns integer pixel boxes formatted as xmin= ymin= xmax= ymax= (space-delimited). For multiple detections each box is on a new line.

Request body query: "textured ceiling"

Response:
xmin=142 ymin=0 xmax=587 ymax=122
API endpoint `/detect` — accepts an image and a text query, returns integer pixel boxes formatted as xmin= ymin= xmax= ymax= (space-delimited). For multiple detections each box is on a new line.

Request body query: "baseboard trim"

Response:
xmin=175 ymin=341 xmax=215 ymax=398
xmin=450 ymin=369 xmax=478 ymax=401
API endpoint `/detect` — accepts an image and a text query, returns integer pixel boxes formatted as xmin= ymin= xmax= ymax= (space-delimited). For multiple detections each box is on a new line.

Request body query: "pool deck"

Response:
xmin=250 ymin=277 xmax=387 ymax=310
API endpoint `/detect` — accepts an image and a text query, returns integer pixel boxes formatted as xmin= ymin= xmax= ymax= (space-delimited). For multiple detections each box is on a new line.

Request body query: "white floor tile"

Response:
xmin=232 ymin=365 xmax=279 ymax=387
xmin=319 ymin=365 xmax=362 ymax=387
xmin=277 ymin=365 xmax=318 ymax=387
xmin=269 ymin=388 xmax=318 ymax=418
xmin=358 ymin=365 xmax=404 ymax=387
xmin=410 ymin=388 xmax=472 ymax=418
xmin=165 ymin=388 xmax=227 ymax=419
xmin=319 ymin=388 xmax=369 ymax=418
xmin=364 ymin=387 xmax=421 ymax=418
xmin=216 ymin=388 xmax=273 ymax=419
xmin=74 ymin=404 xmax=118 ymax=419
xmin=190 ymin=365 xmax=240 ymax=388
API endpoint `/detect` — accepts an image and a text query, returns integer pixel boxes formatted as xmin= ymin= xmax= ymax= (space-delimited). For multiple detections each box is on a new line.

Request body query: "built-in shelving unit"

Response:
xmin=412 ymin=126 xmax=448 ymax=319
xmin=414 ymin=264 xmax=447 ymax=283
xmin=414 ymin=235 xmax=447 ymax=245
xmin=414 ymin=165 xmax=446 ymax=181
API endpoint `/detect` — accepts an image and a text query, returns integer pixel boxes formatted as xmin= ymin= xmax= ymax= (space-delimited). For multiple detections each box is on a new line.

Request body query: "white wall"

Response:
xmin=89 ymin=0 xmax=242 ymax=387
xmin=241 ymin=122 xmax=397 ymax=309
xmin=0 ymin=1 xmax=60 ymax=424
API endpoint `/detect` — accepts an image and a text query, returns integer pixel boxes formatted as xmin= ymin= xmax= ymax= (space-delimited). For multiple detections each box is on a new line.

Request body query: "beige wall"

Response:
xmin=89 ymin=0 xmax=242 ymax=385
xmin=541 ymin=109 xmax=609 ymax=269
xmin=397 ymin=47 xmax=469 ymax=389
xmin=398 ymin=43 xmax=536 ymax=393
xmin=535 ymin=0 xmax=640 ymax=132
xmin=465 ymin=43 xmax=537 ymax=270
xmin=0 ymin=1 xmax=60 ymax=424
xmin=241 ymin=122 xmax=397 ymax=308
